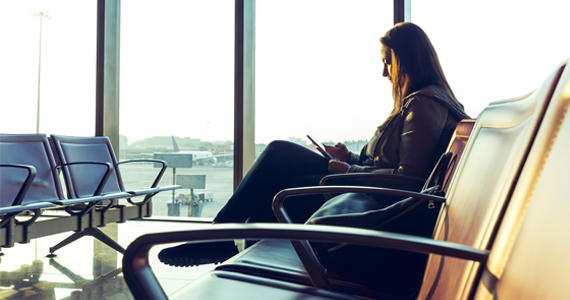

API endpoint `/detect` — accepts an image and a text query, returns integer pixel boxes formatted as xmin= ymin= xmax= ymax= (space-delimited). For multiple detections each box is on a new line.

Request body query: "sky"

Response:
xmin=1 ymin=0 xmax=570 ymax=145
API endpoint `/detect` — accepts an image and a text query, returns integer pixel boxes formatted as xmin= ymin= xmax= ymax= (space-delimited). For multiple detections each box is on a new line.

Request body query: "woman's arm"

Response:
xmin=323 ymin=143 xmax=350 ymax=162
xmin=324 ymin=143 xmax=364 ymax=174
xmin=396 ymin=96 xmax=450 ymax=177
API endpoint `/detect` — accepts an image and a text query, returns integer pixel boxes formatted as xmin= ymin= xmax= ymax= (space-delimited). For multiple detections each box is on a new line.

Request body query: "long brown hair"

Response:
xmin=379 ymin=22 xmax=459 ymax=128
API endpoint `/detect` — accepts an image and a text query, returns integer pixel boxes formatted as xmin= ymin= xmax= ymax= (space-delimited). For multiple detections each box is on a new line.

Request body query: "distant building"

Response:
xmin=129 ymin=136 xmax=201 ymax=150
xmin=345 ymin=140 xmax=367 ymax=152
xmin=287 ymin=137 xmax=307 ymax=146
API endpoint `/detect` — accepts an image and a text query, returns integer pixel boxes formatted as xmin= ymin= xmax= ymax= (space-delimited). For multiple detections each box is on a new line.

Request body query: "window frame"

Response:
xmin=97 ymin=0 xmax=410 ymax=204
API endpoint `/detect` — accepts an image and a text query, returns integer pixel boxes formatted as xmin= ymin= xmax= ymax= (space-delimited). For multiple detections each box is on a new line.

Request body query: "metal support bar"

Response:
xmin=0 ymin=204 xmax=150 ymax=250
xmin=234 ymin=0 xmax=256 ymax=190
xmin=95 ymin=0 xmax=121 ymax=158
xmin=169 ymin=168 xmax=176 ymax=204
xmin=394 ymin=0 xmax=411 ymax=24
xmin=48 ymin=227 xmax=125 ymax=255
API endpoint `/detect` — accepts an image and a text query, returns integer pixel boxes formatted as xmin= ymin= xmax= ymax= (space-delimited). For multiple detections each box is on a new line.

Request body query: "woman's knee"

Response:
xmin=266 ymin=140 xmax=294 ymax=151
xmin=267 ymin=140 xmax=319 ymax=155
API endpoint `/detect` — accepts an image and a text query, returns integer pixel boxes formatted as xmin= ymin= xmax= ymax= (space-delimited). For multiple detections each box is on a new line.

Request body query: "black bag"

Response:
xmin=305 ymin=153 xmax=452 ymax=296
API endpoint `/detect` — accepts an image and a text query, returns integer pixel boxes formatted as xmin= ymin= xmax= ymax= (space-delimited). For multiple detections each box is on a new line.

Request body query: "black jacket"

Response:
xmin=347 ymin=85 xmax=470 ymax=178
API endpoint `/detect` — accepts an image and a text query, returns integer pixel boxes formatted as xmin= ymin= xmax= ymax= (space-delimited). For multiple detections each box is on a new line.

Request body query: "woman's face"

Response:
xmin=381 ymin=45 xmax=393 ymax=83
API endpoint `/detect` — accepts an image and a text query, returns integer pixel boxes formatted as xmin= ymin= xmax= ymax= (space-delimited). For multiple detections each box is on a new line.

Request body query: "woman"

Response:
xmin=158 ymin=22 xmax=470 ymax=268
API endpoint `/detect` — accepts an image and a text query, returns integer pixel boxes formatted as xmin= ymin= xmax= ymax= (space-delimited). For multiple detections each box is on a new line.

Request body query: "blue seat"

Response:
xmin=0 ymin=163 xmax=55 ymax=217
xmin=45 ymin=134 xmax=181 ymax=255
xmin=49 ymin=135 xmax=180 ymax=204
xmin=0 ymin=134 xmax=128 ymax=252
xmin=0 ymin=134 xmax=65 ymax=208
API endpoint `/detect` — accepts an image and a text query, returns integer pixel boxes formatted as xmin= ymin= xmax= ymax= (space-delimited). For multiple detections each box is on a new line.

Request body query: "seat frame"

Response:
xmin=0 ymin=133 xmax=180 ymax=256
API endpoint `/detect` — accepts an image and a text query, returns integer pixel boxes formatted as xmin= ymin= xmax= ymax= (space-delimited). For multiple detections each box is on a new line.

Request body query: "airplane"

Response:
xmin=168 ymin=136 xmax=217 ymax=165
xmin=136 ymin=136 xmax=234 ymax=166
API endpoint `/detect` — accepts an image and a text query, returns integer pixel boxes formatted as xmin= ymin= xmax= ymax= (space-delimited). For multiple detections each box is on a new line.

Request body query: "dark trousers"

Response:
xmin=213 ymin=140 xmax=330 ymax=224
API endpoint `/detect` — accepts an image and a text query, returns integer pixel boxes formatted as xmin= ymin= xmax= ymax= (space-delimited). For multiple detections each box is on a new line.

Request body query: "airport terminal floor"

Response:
xmin=0 ymin=220 xmax=215 ymax=300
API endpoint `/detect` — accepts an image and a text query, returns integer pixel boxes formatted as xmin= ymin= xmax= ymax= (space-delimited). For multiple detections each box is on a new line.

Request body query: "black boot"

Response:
xmin=158 ymin=241 xmax=239 ymax=267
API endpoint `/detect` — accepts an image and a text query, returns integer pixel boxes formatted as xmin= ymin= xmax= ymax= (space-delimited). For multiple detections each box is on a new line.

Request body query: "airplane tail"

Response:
xmin=171 ymin=136 xmax=180 ymax=152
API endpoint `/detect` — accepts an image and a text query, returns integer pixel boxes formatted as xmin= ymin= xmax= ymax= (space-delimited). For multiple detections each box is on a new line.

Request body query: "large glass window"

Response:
xmin=119 ymin=0 xmax=234 ymax=219
xmin=256 ymin=1 xmax=394 ymax=154
xmin=0 ymin=1 xmax=96 ymax=135
xmin=411 ymin=0 xmax=570 ymax=118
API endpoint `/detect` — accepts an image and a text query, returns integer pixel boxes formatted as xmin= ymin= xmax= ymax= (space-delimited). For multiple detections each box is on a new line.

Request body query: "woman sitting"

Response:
xmin=158 ymin=22 xmax=470 ymax=268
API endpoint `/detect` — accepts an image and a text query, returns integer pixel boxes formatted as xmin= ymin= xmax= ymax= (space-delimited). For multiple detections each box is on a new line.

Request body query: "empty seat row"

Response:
xmin=0 ymin=134 xmax=180 ymax=256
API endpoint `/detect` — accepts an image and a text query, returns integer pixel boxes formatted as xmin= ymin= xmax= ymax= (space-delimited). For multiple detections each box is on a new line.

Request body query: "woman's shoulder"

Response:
xmin=405 ymin=85 xmax=470 ymax=120
xmin=405 ymin=85 xmax=450 ymax=102
xmin=402 ymin=85 xmax=448 ymax=110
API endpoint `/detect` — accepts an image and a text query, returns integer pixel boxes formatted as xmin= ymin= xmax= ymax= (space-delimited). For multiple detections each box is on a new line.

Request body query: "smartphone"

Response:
xmin=307 ymin=134 xmax=334 ymax=159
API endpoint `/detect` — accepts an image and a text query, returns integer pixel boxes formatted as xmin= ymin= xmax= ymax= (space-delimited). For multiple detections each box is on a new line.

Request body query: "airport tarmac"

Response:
xmin=118 ymin=163 xmax=233 ymax=218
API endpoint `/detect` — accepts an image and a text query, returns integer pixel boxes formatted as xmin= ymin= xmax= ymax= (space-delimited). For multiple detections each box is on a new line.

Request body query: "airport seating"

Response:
xmin=413 ymin=60 xmax=565 ymax=300
xmin=122 ymin=59 xmax=568 ymax=300
xmin=211 ymin=121 xmax=472 ymax=296
xmin=229 ymin=119 xmax=473 ymax=262
xmin=0 ymin=164 xmax=56 ymax=215
xmin=0 ymin=133 xmax=180 ymax=256
xmin=0 ymin=134 xmax=130 ymax=250
xmin=49 ymin=135 xmax=177 ymax=203
xmin=198 ymin=113 xmax=489 ymax=297
xmin=470 ymin=64 xmax=570 ymax=300
xmin=45 ymin=134 xmax=182 ymax=255
xmin=211 ymin=120 xmax=475 ymax=297
xmin=265 ymin=61 xmax=566 ymax=299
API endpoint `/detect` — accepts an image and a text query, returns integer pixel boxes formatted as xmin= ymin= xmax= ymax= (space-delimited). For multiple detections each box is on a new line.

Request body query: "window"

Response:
xmin=0 ymin=1 xmax=96 ymax=136
xmin=411 ymin=0 xmax=570 ymax=117
xmin=256 ymin=1 xmax=394 ymax=153
xmin=119 ymin=0 xmax=234 ymax=218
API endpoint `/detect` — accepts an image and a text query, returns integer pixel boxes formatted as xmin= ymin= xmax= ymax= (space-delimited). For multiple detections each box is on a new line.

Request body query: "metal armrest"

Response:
xmin=122 ymin=224 xmax=488 ymax=300
xmin=272 ymin=185 xmax=446 ymax=224
xmin=54 ymin=192 xmax=133 ymax=205
xmin=0 ymin=164 xmax=37 ymax=206
xmin=320 ymin=173 xmax=426 ymax=187
xmin=118 ymin=159 xmax=167 ymax=189
xmin=271 ymin=185 xmax=445 ymax=288
xmin=59 ymin=161 xmax=113 ymax=196
xmin=319 ymin=173 xmax=427 ymax=201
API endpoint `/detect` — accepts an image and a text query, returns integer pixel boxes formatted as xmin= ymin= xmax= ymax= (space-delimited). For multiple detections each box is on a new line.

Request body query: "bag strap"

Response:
xmin=422 ymin=152 xmax=453 ymax=196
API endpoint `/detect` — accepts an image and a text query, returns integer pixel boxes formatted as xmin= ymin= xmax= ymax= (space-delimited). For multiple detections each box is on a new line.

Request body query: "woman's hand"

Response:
xmin=324 ymin=143 xmax=350 ymax=162
xmin=328 ymin=159 xmax=350 ymax=174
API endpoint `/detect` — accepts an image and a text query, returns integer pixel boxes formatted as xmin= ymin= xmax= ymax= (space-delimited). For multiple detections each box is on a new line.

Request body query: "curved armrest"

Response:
xmin=319 ymin=173 xmax=427 ymax=202
xmin=320 ymin=173 xmax=426 ymax=187
xmin=118 ymin=159 xmax=167 ymax=189
xmin=122 ymin=223 xmax=488 ymax=300
xmin=273 ymin=186 xmax=446 ymax=288
xmin=271 ymin=185 xmax=446 ymax=288
xmin=0 ymin=164 xmax=37 ymax=206
xmin=59 ymin=161 xmax=113 ymax=196
xmin=272 ymin=185 xmax=446 ymax=224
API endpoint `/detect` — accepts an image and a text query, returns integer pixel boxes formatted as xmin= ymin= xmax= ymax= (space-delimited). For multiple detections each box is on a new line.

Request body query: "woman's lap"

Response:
xmin=214 ymin=140 xmax=330 ymax=223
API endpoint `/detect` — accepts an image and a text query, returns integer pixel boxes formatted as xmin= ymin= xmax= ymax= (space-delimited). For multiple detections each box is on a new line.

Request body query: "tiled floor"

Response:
xmin=0 ymin=220 xmax=217 ymax=299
